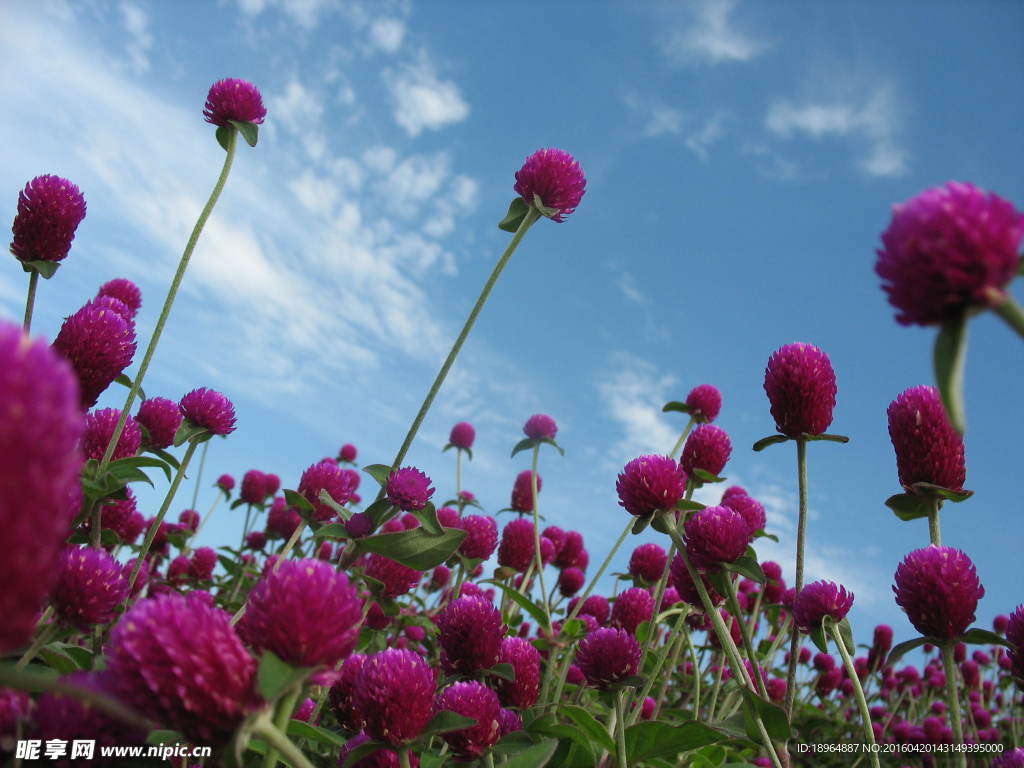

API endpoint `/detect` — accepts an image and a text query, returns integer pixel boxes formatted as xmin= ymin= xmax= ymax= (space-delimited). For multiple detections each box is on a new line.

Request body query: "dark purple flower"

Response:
xmin=456 ymin=514 xmax=498 ymax=560
xmin=628 ymin=542 xmax=668 ymax=583
xmin=217 ymin=473 xmax=235 ymax=492
xmin=793 ymin=580 xmax=855 ymax=631
xmin=82 ymin=407 xmax=141 ymax=461
xmin=203 ymin=78 xmax=267 ymax=127
xmin=991 ymin=749 xmax=1024 ymax=768
xmin=616 ymin=454 xmax=688 ymax=517
xmin=683 ymin=505 xmax=752 ymax=569
xmin=764 ymin=342 xmax=837 ymax=437
xmin=190 ymin=547 xmax=217 ymax=580
xmin=338 ymin=732 xmax=415 ymax=768
xmin=686 ymin=384 xmax=722 ymax=423
xmin=1006 ymin=604 xmax=1024 ymax=649
xmin=364 ymin=554 xmax=421 ymax=598
xmin=449 ymin=421 xmax=476 ymax=450
xmin=721 ymin=485 xmax=748 ymax=502
xmin=876 ymin=182 xmax=1024 ymax=326
xmin=300 ymin=459 xmax=358 ymax=521
xmin=498 ymin=708 xmax=523 ymax=737
xmin=241 ymin=469 xmax=269 ymax=505
xmin=761 ymin=561 xmax=786 ymax=604
xmin=514 ymin=148 xmax=586 ymax=222
xmin=553 ymin=530 xmax=584 ymax=569
xmin=354 ymin=649 xmax=436 ymax=746
xmin=523 ymin=413 xmax=558 ymax=440
xmin=52 ymin=300 xmax=136 ymax=409
xmin=559 ymin=567 xmax=585 ymax=597
xmin=576 ymin=628 xmax=642 ymax=689
xmin=887 ymin=385 xmax=966 ymax=492
xmin=611 ymin=587 xmax=654 ymax=636
xmin=52 ymin=545 xmax=129 ymax=630
xmin=570 ymin=594 xmax=610 ymax=626
xmin=246 ymin=530 xmax=267 ymax=550
xmin=495 ymin=636 xmax=540 ymax=709
xmin=328 ymin=653 xmax=367 ymax=731
xmin=722 ymin=493 xmax=766 ymax=536
xmin=498 ymin=518 xmax=535 ymax=573
xmin=178 ymin=508 xmax=200 ymax=532
xmin=136 ymin=396 xmax=183 ymax=450
xmin=85 ymin=488 xmax=138 ymax=545
xmin=386 ymin=466 xmax=434 ymax=511
xmin=179 ymin=387 xmax=236 ymax=436
xmin=266 ymin=496 xmax=302 ymax=540
xmin=681 ymin=424 xmax=732 ymax=478
xmin=436 ymin=681 xmax=501 ymax=757
xmin=438 ymin=596 xmax=504 ymax=675
xmin=10 ymin=175 xmax=86 ymax=263
xmin=96 ymin=278 xmax=141 ymax=319
xmin=893 ymin=545 xmax=984 ymax=640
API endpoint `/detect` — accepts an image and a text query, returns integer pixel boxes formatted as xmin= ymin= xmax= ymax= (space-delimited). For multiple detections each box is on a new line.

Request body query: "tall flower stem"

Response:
xmin=194 ymin=492 xmax=223 ymax=543
xmin=15 ymin=614 xmax=57 ymax=670
xmin=191 ymin=440 xmax=210 ymax=510
xmin=927 ymin=497 xmax=942 ymax=546
xmin=828 ymin=621 xmax=880 ymax=768
xmin=263 ymin=686 xmax=301 ymax=768
xmin=233 ymin=521 xmax=306 ymax=626
xmin=125 ymin=440 xmax=200 ymax=598
xmin=668 ymin=416 xmax=696 ymax=460
xmin=993 ymin=295 xmax=1024 ymax=340
xmin=941 ymin=642 xmax=968 ymax=768
xmin=387 ymin=208 xmax=540 ymax=474
xmin=252 ymin=713 xmax=316 ymax=768
xmin=625 ymin=541 xmax=677 ymax=725
xmin=613 ymin=689 xmax=628 ymax=768
xmin=724 ymin=576 xmax=768 ymax=698
xmin=784 ymin=437 xmax=809 ymax=719
xmin=455 ymin=449 xmax=463 ymax=496
xmin=23 ymin=270 xmax=39 ymax=332
xmin=398 ymin=748 xmax=412 ymax=768
xmin=99 ymin=129 xmax=239 ymax=471
xmin=529 ymin=444 xmax=552 ymax=630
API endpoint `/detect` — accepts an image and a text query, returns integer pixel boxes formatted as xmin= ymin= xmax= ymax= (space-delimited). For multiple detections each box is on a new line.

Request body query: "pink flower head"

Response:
xmin=670 ymin=552 xmax=723 ymax=608
xmin=178 ymin=508 xmax=200 ymax=532
xmin=436 ymin=681 xmax=501 ymax=758
xmin=764 ymin=342 xmax=837 ymax=437
xmin=364 ymin=553 xmax=421 ymax=598
xmin=628 ymin=542 xmax=668 ymax=583
xmin=266 ymin=496 xmax=301 ymax=540
xmin=523 ymin=413 xmax=558 ymax=440
xmin=354 ymin=649 xmax=436 ymax=745
xmin=245 ymin=531 xmax=267 ymax=551
xmin=570 ymin=594 xmax=610 ymax=626
xmin=514 ymin=148 xmax=586 ymax=222
xmin=721 ymin=485 xmax=748 ymax=502
xmin=611 ymin=587 xmax=654 ymax=636
xmin=559 ymin=567 xmax=585 ymax=597
xmin=82 ymin=407 xmax=141 ymax=461
xmin=456 ymin=514 xmax=498 ymax=560
xmin=241 ymin=469 xmax=269 ymax=505
xmin=386 ymin=466 xmax=434 ymax=511
xmin=107 ymin=593 xmax=262 ymax=744
xmin=96 ymin=279 xmax=141 ymax=319
xmin=686 ymin=384 xmax=722 ymax=423
xmin=495 ymin=636 xmax=541 ymax=709
xmin=683 ymin=505 xmax=752 ymax=570
xmin=498 ymin=707 xmax=523 ymax=737
xmin=722 ymin=493 xmax=766 ymax=536
xmin=136 ymin=396 xmax=183 ymax=450
xmin=10 ymin=175 xmax=86 ymax=263
xmin=449 ymin=421 xmax=476 ymax=450
xmin=217 ymin=473 xmax=235 ymax=492
xmin=328 ymin=653 xmax=367 ymax=731
xmin=203 ymin=78 xmax=266 ymax=126
xmin=761 ymin=561 xmax=786 ymax=604
xmin=1007 ymin=605 xmax=1024 ymax=649
xmin=576 ymin=627 xmax=642 ymax=689
xmin=52 ymin=545 xmax=129 ymax=630
xmin=542 ymin=525 xmax=566 ymax=556
xmin=498 ymin=518 xmax=536 ymax=573
xmin=179 ymin=387 xmax=236 ymax=437
xmin=553 ymin=530 xmax=585 ymax=569
xmin=190 ymin=547 xmax=217 ymax=581
xmin=793 ymin=581 xmax=855 ymax=632
xmin=887 ymin=385 xmax=966 ymax=492
xmin=616 ymin=454 xmax=688 ymax=517
xmin=681 ymin=424 xmax=732 ymax=478
xmin=438 ymin=596 xmax=504 ymax=675
xmin=52 ymin=300 xmax=136 ymax=408
xmin=239 ymin=558 xmax=362 ymax=668
xmin=300 ymin=459 xmax=357 ymax=521
xmin=876 ymin=182 xmax=1024 ymax=326
xmin=893 ymin=545 xmax=984 ymax=640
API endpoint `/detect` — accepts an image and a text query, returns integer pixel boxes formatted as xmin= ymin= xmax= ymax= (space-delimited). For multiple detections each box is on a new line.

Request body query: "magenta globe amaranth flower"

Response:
xmin=178 ymin=508 xmax=200 ymax=532
xmin=498 ymin=518 xmax=536 ymax=572
xmin=267 ymin=496 xmax=302 ymax=539
xmin=793 ymin=581 xmax=855 ymax=632
xmin=764 ymin=342 xmax=837 ymax=437
xmin=354 ymin=649 xmax=436 ymax=746
xmin=241 ymin=469 xmax=270 ymax=505
xmin=495 ymin=636 xmax=541 ymax=709
xmin=386 ymin=466 xmax=434 ymax=511
xmin=437 ymin=596 xmax=504 ymax=675
xmin=136 ymin=396 xmax=183 ymax=450
xmin=514 ymin=148 xmax=586 ymax=222
xmin=329 ymin=653 xmax=368 ymax=731
xmin=300 ymin=459 xmax=358 ymax=521
xmin=683 ymin=505 xmax=753 ymax=569
xmin=576 ymin=627 xmax=642 ymax=688
xmin=670 ymin=553 xmax=723 ymax=607
xmin=217 ymin=473 xmax=235 ymax=492
xmin=52 ymin=300 xmax=136 ymax=408
xmin=887 ymin=385 xmax=966 ymax=492
xmin=686 ymin=384 xmax=722 ymax=423
xmin=436 ymin=681 xmax=501 ymax=757
xmin=82 ymin=407 xmax=142 ymax=461
xmin=339 ymin=732 xmax=415 ymax=768
xmin=106 ymin=593 xmax=262 ymax=744
xmin=52 ymin=545 xmax=129 ymax=630
xmin=893 ymin=545 xmax=984 ymax=640
xmin=558 ymin=567 xmax=585 ymax=597
xmin=338 ymin=442 xmax=358 ymax=463
xmin=510 ymin=469 xmax=541 ymax=513
xmin=10 ymin=174 xmax=86 ymax=263
xmin=875 ymin=182 xmax=1024 ymax=326
xmin=97 ymin=278 xmax=141 ymax=318
xmin=239 ymin=558 xmax=362 ymax=668
xmin=449 ymin=421 xmax=476 ymax=450
xmin=681 ymin=424 xmax=732 ymax=478
xmin=628 ymin=542 xmax=668 ymax=583
xmin=570 ymin=594 xmax=610 ymax=626
xmin=456 ymin=514 xmax=498 ymax=560
xmin=722 ymin=493 xmax=766 ymax=536
xmin=523 ymin=413 xmax=558 ymax=440
xmin=190 ymin=547 xmax=217 ymax=580
xmin=203 ymin=78 xmax=267 ymax=127
xmin=611 ymin=587 xmax=654 ymax=636
xmin=364 ymin=553 xmax=421 ymax=598
xmin=179 ymin=387 xmax=236 ymax=436
xmin=616 ymin=454 xmax=688 ymax=517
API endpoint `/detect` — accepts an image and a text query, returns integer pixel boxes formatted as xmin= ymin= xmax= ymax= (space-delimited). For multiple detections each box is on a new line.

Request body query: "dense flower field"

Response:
xmin=1 ymin=78 xmax=1022 ymax=768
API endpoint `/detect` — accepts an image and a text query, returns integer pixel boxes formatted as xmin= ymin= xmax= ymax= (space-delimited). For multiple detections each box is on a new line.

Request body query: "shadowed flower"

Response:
xmin=364 ymin=554 xmax=421 ymax=598
xmin=722 ymin=493 xmax=766 ymax=536
xmin=893 ymin=545 xmax=984 ymax=640
xmin=569 ymin=594 xmax=610 ymax=626
xmin=764 ymin=342 xmax=837 ymax=437
xmin=686 ymin=384 xmax=722 ymax=423
xmin=203 ymin=78 xmax=266 ymax=127
xmin=179 ymin=387 xmax=236 ymax=436
xmin=10 ymin=175 xmax=86 ymax=263
xmin=96 ymin=278 xmax=141 ymax=318
xmin=611 ymin=587 xmax=654 ymax=635
xmin=354 ymin=649 xmax=436 ymax=746
xmin=386 ymin=467 xmax=434 ymax=511
xmin=681 ymin=424 xmax=732 ymax=478
xmin=887 ymin=385 xmax=966 ymax=492
xmin=514 ymin=148 xmax=586 ymax=222
xmin=438 ymin=596 xmax=504 ymax=675
xmin=189 ymin=547 xmax=217 ymax=580
xmin=670 ymin=553 xmax=723 ymax=608
xmin=217 ymin=473 xmax=235 ymax=492
xmin=82 ymin=408 xmax=141 ymax=461
xmin=559 ymin=567 xmax=585 ymax=597
xmin=436 ymin=681 xmax=501 ymax=758
xmin=52 ymin=545 xmax=129 ymax=630
xmin=449 ymin=422 xmax=476 ymax=450
xmin=338 ymin=442 xmax=358 ymax=463
xmin=52 ymin=301 xmax=136 ymax=409
xmin=498 ymin=518 xmax=536 ymax=573
xmin=629 ymin=542 xmax=668 ymax=583
xmin=616 ymin=454 xmax=688 ymax=517
xmin=793 ymin=580 xmax=855 ymax=631
xmin=495 ymin=636 xmax=541 ymax=709
xmin=576 ymin=628 xmax=641 ymax=689
xmin=684 ymin=506 xmax=752 ymax=570
xmin=136 ymin=396 xmax=183 ymax=450
xmin=510 ymin=469 xmax=541 ymax=513
xmin=266 ymin=496 xmax=301 ymax=540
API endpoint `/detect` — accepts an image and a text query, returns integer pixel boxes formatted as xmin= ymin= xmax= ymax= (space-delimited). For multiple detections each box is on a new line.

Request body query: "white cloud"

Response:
xmin=236 ymin=0 xmax=334 ymax=29
xmin=660 ymin=0 xmax=768 ymax=67
xmin=596 ymin=353 xmax=680 ymax=462
xmin=119 ymin=1 xmax=152 ymax=74
xmin=622 ymin=91 xmax=684 ymax=138
xmin=686 ymin=112 xmax=727 ymax=161
xmin=268 ymin=79 xmax=325 ymax=137
xmin=383 ymin=54 xmax=470 ymax=137
xmin=289 ymin=170 xmax=340 ymax=217
xmin=618 ymin=272 xmax=648 ymax=306
xmin=369 ymin=17 xmax=406 ymax=53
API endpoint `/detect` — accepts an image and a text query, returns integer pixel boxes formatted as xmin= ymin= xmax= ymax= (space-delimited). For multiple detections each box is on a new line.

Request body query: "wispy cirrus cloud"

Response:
xmin=659 ymin=0 xmax=768 ymax=67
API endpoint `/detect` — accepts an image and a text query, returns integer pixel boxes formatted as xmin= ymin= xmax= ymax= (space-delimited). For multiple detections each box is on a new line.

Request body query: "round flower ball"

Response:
xmin=510 ymin=469 xmax=541 ymax=514
xmin=764 ymin=342 xmax=837 ymax=438
xmin=680 ymin=424 xmax=732 ymax=478
xmin=887 ymin=385 xmax=966 ymax=492
xmin=495 ymin=636 xmax=541 ymax=709
xmin=628 ymin=542 xmax=668 ymax=583
xmin=203 ymin=78 xmax=267 ymax=126
xmin=52 ymin=545 xmax=129 ymax=630
xmin=179 ymin=387 xmax=236 ymax=436
xmin=793 ymin=580 xmax=855 ymax=631
xmin=354 ymin=649 xmax=436 ymax=746
xmin=52 ymin=300 xmax=136 ymax=409
xmin=436 ymin=681 xmax=502 ymax=758
xmin=514 ymin=148 xmax=586 ymax=222
xmin=136 ymin=396 xmax=183 ymax=450
xmin=299 ymin=459 xmax=357 ymax=521
xmin=386 ymin=466 xmax=434 ymax=511
xmin=449 ymin=421 xmax=476 ymax=450
xmin=437 ymin=596 xmax=504 ymax=675
xmin=523 ymin=413 xmax=558 ymax=441
xmin=610 ymin=587 xmax=654 ymax=636
xmin=683 ymin=505 xmax=752 ymax=569
xmin=10 ymin=174 xmax=87 ymax=264
xmin=498 ymin=518 xmax=536 ymax=573
xmin=96 ymin=278 xmax=142 ymax=318
xmin=576 ymin=628 xmax=642 ymax=689
xmin=893 ymin=545 xmax=984 ymax=640
xmin=616 ymin=454 xmax=687 ymax=517
xmin=82 ymin=407 xmax=141 ymax=461
xmin=686 ymin=384 xmax=722 ymax=423
xmin=456 ymin=514 xmax=498 ymax=560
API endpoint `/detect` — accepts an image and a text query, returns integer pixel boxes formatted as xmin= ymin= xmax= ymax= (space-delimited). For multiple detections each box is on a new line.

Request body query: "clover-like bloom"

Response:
xmin=513 ymin=148 xmax=586 ymax=222
xmin=557 ymin=567 xmax=584 ymax=598
xmin=354 ymin=649 xmax=436 ymax=746
xmin=495 ymin=636 xmax=541 ymax=709
xmin=203 ymin=78 xmax=266 ymax=127
xmin=683 ymin=505 xmax=752 ymax=569
xmin=616 ymin=454 xmax=688 ymax=517
xmin=509 ymin=469 xmax=541 ymax=513
xmin=611 ymin=587 xmax=654 ymax=636
xmin=553 ymin=529 xmax=585 ymax=569
xmin=239 ymin=558 xmax=362 ymax=668
xmin=190 ymin=547 xmax=217 ymax=580
xmin=266 ymin=496 xmax=302 ymax=539
xmin=764 ymin=342 xmax=837 ymax=437
xmin=628 ymin=542 xmax=668 ymax=583
xmin=81 ymin=407 xmax=142 ymax=462
xmin=793 ymin=580 xmax=855 ymax=632
xmin=438 ymin=596 xmax=504 ymax=675
xmin=299 ymin=459 xmax=357 ymax=521
xmin=107 ymin=593 xmax=262 ymax=744
xmin=52 ymin=545 xmax=129 ymax=630
xmin=456 ymin=514 xmax=498 ymax=560
xmin=876 ymin=182 xmax=1024 ymax=326
xmin=681 ymin=424 xmax=732 ymax=478
xmin=10 ymin=175 xmax=86 ymax=263
xmin=887 ymin=385 xmax=966 ymax=492
xmin=52 ymin=300 xmax=136 ymax=408
xmin=136 ymin=396 xmax=183 ymax=450
xmin=386 ymin=466 xmax=434 ymax=511
xmin=570 ymin=594 xmax=610 ymax=626
xmin=523 ymin=413 xmax=558 ymax=440
xmin=449 ymin=421 xmax=476 ymax=450
xmin=96 ymin=278 xmax=141 ymax=318
xmin=179 ymin=387 xmax=236 ymax=436
xmin=217 ymin=473 xmax=235 ymax=492
xmin=241 ymin=469 xmax=270 ymax=505
xmin=576 ymin=627 xmax=642 ymax=689
xmin=686 ymin=384 xmax=722 ymax=423
xmin=338 ymin=442 xmax=358 ymax=462
xmin=436 ymin=681 xmax=501 ymax=758
xmin=669 ymin=553 xmax=723 ymax=608
xmin=722 ymin=493 xmax=766 ymax=536
xmin=893 ymin=545 xmax=984 ymax=640
xmin=364 ymin=553 xmax=421 ymax=598
xmin=498 ymin=518 xmax=536 ymax=573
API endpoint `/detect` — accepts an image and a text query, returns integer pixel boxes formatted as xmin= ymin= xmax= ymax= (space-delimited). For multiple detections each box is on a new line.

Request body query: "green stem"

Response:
xmin=652 ymin=616 xmax=690 ymax=719
xmin=724 ymin=575 xmax=768 ymax=698
xmin=91 ymin=502 xmax=103 ymax=548
xmin=398 ymin=747 xmax=412 ymax=768
xmin=253 ymin=715 xmax=316 ymax=768
xmin=386 ymin=207 xmax=540 ymax=475
xmin=99 ymin=128 xmax=239 ymax=471
xmin=455 ymin=449 xmax=463 ymax=496
xmin=927 ymin=497 xmax=942 ymax=546
xmin=233 ymin=521 xmax=307 ymax=625
xmin=707 ymin=658 xmax=725 ymax=720
xmin=191 ymin=440 xmax=209 ymax=511
xmin=829 ymin=622 xmax=880 ymax=768
xmin=687 ymin=633 xmax=701 ymax=717
xmin=194 ymin=491 xmax=223 ymax=541
xmin=784 ymin=437 xmax=808 ymax=720
xmin=941 ymin=643 xmax=967 ymax=768
xmin=125 ymin=440 xmax=200 ymax=598
xmin=264 ymin=687 xmax=301 ymax=768
xmin=241 ymin=505 xmax=254 ymax=550
xmin=23 ymin=270 xmax=39 ymax=332
xmin=626 ymin=541 xmax=677 ymax=725
xmin=15 ymin=617 xmax=57 ymax=669
xmin=614 ymin=689 xmax=628 ymax=768
xmin=483 ymin=752 xmax=495 ymax=768
xmin=993 ymin=294 xmax=1024 ymax=340
xmin=530 ymin=444 xmax=552 ymax=631
xmin=668 ymin=416 xmax=696 ymax=460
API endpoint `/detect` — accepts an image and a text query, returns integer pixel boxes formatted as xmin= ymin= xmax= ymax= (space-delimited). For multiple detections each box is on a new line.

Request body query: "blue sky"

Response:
xmin=1 ymin=0 xmax=1022 ymax=646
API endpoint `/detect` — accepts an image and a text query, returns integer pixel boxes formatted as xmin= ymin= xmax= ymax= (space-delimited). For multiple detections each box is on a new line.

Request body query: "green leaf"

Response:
xmin=485 ymin=662 xmax=516 ymax=682
xmin=631 ymin=515 xmax=651 ymax=535
xmin=106 ymin=461 xmax=153 ymax=487
xmin=560 ymin=704 xmax=615 ymax=753
xmin=172 ymin=420 xmax=209 ymax=447
xmin=411 ymin=501 xmax=444 ymax=535
xmin=60 ymin=644 xmax=95 ymax=670
xmin=510 ymin=437 xmax=536 ymax=458
xmin=532 ymin=192 xmax=559 ymax=218
xmin=313 ymin=523 xmax=350 ymax=540
xmin=341 ymin=738 xmax=390 ymax=766
xmin=286 ymin=719 xmax=349 ymax=749
xmin=662 ymin=400 xmax=692 ymax=414
xmin=364 ymin=497 xmax=393 ymax=528
xmin=836 ymin=617 xmax=856 ymax=656
xmin=651 ymin=511 xmax=674 ymax=535
xmin=542 ymin=437 xmax=565 ymax=456
xmin=501 ymin=739 xmax=558 ymax=768
xmin=909 ymin=482 xmax=973 ymax=503
xmin=114 ymin=373 xmax=146 ymax=400
xmin=228 ymin=119 xmax=259 ymax=147
xmin=960 ymin=627 xmax=1012 ymax=648
xmin=739 ymin=688 xmax=790 ymax=742
xmin=755 ymin=530 xmax=779 ymax=543
xmin=804 ymin=433 xmax=850 ymax=444
xmin=752 ymin=434 xmax=790 ymax=452
xmin=20 ymin=259 xmax=60 ymax=279
xmin=283 ymin=489 xmax=315 ymax=514
xmin=934 ymin=311 xmax=969 ymax=434
xmin=318 ymin=488 xmax=351 ymax=521
xmin=146 ymin=730 xmax=182 ymax=746
xmin=357 ymin=527 xmax=466 ymax=571
xmin=483 ymin=579 xmax=551 ymax=633
xmin=230 ymin=498 xmax=247 ymax=510
xmin=624 ymin=721 xmax=722 ymax=762
xmin=363 ymin=464 xmax=393 ymax=487
xmin=499 ymin=196 xmax=530 ymax=232
xmin=692 ymin=468 xmax=725 ymax=484
xmin=419 ymin=755 xmax=450 ymax=768
xmin=560 ymin=618 xmax=587 ymax=639
xmin=150 ymin=447 xmax=180 ymax=471
xmin=885 ymin=492 xmax=931 ymax=521
xmin=111 ymin=455 xmax=173 ymax=484
xmin=809 ymin=624 xmax=828 ymax=654
xmin=39 ymin=645 xmax=79 ymax=675
xmin=492 ymin=731 xmax=539 ymax=754
xmin=886 ymin=636 xmax=930 ymax=667
xmin=423 ymin=710 xmax=478 ymax=735
xmin=215 ymin=125 xmax=233 ymax=152
xmin=724 ymin=554 xmax=765 ymax=584
xmin=256 ymin=651 xmax=310 ymax=702
xmin=676 ymin=499 xmax=706 ymax=512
